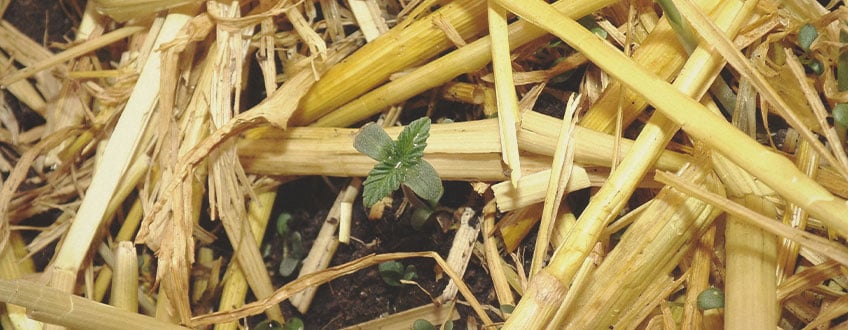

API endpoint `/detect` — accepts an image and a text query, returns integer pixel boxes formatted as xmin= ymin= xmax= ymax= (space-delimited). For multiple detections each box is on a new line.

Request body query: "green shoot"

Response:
xmin=377 ymin=260 xmax=418 ymax=287
xmin=354 ymin=117 xmax=444 ymax=208
xmin=654 ymin=0 xmax=698 ymax=53
xmin=697 ymin=287 xmax=725 ymax=311
xmin=263 ymin=212 xmax=305 ymax=277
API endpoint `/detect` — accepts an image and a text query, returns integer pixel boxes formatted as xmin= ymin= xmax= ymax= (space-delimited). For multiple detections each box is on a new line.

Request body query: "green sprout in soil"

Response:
xmin=377 ymin=260 xmax=418 ymax=287
xmin=255 ymin=317 xmax=304 ymax=330
xmin=797 ymin=23 xmax=823 ymax=75
xmin=412 ymin=318 xmax=453 ymax=330
xmin=261 ymin=212 xmax=305 ymax=277
xmin=354 ymin=117 xmax=444 ymax=227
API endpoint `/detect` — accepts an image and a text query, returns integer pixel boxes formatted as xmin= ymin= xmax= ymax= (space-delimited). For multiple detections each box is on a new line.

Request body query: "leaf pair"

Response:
xmin=354 ymin=117 xmax=444 ymax=207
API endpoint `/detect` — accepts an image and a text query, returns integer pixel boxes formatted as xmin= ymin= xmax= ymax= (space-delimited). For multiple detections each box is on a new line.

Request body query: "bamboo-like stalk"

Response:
xmin=239 ymin=116 xmax=689 ymax=180
xmin=681 ymin=226 xmax=716 ymax=329
xmin=308 ymin=0 xmax=619 ymax=127
xmin=777 ymin=140 xmax=818 ymax=284
xmin=91 ymin=0 xmax=198 ymax=22
xmin=495 ymin=0 xmax=848 ymax=326
xmin=776 ymin=260 xmax=842 ymax=302
xmin=487 ymin=0 xmax=522 ymax=187
xmin=0 ymin=232 xmax=41 ymax=330
xmin=340 ymin=302 xmax=457 ymax=330
xmin=561 ymin=159 xmax=723 ymax=328
xmin=491 ymin=166 xmax=591 ymax=212
xmin=0 ymin=279 xmax=189 ymax=330
xmin=111 ymin=241 xmax=139 ymax=313
xmin=190 ymin=247 xmax=214 ymax=304
xmin=711 ymin=54 xmax=779 ymax=326
xmin=519 ymin=111 xmax=690 ymax=171
xmin=724 ymin=199 xmax=778 ymax=327
xmin=672 ymin=0 xmax=848 ymax=181
xmin=654 ymin=171 xmax=848 ymax=267
xmin=289 ymin=190 xmax=345 ymax=313
xmin=214 ymin=189 xmax=276 ymax=330
xmin=347 ymin=0 xmax=388 ymax=42
xmin=292 ymin=0 xmax=487 ymax=125
xmin=338 ymin=179 xmax=361 ymax=244
xmin=578 ymin=16 xmax=689 ymax=133
xmin=437 ymin=208 xmax=481 ymax=304
xmin=530 ymin=95 xmax=578 ymax=277
xmin=45 ymin=10 xmax=193 ymax=301
xmin=481 ymin=200 xmax=515 ymax=310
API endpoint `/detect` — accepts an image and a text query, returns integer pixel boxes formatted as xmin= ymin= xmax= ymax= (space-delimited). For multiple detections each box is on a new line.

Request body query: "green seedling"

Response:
xmin=354 ymin=117 xmax=444 ymax=228
xmin=377 ymin=260 xmax=418 ymax=287
xmin=265 ymin=212 xmax=305 ymax=277
xmin=354 ymin=117 xmax=443 ymax=208
xmin=254 ymin=317 xmax=304 ymax=330
xmin=697 ymin=287 xmax=725 ymax=311
xmin=797 ymin=23 xmax=823 ymax=75
xmin=412 ymin=319 xmax=453 ymax=330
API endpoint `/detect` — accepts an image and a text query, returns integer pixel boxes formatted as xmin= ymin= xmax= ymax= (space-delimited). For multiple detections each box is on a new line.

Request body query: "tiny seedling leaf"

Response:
xmin=378 ymin=260 xmax=405 ymax=286
xmin=395 ymin=117 xmax=431 ymax=163
xmin=276 ymin=212 xmax=292 ymax=236
xmin=412 ymin=319 xmax=437 ymax=330
xmin=282 ymin=317 xmax=304 ymax=330
xmin=834 ymin=103 xmax=848 ymax=127
xmin=354 ymin=122 xmax=395 ymax=160
xmin=356 ymin=117 xmax=443 ymax=207
xmin=255 ymin=320 xmax=282 ymax=330
xmin=403 ymin=264 xmax=418 ymax=281
xmin=404 ymin=161 xmax=444 ymax=203
xmin=362 ymin=159 xmax=407 ymax=207
xmin=799 ymin=23 xmax=818 ymax=52
xmin=279 ymin=256 xmax=300 ymax=277
xmin=697 ymin=287 xmax=725 ymax=310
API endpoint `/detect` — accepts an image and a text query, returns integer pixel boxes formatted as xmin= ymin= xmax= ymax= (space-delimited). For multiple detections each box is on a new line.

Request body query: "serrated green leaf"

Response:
xmin=395 ymin=117 xmax=430 ymax=165
xmin=362 ymin=160 xmax=407 ymax=207
xmin=354 ymin=122 xmax=395 ymax=161
xmin=403 ymin=161 xmax=443 ymax=202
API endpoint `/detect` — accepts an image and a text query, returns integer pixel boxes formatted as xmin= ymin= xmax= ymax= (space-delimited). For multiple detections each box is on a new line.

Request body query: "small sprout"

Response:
xmin=833 ymin=103 xmax=848 ymax=127
xmin=254 ymin=320 xmax=282 ymax=330
xmin=500 ymin=304 xmax=515 ymax=314
xmin=276 ymin=212 xmax=292 ymax=236
xmin=697 ymin=287 xmax=725 ymax=310
xmin=354 ymin=117 xmax=444 ymax=208
xmin=378 ymin=260 xmax=418 ymax=287
xmin=282 ymin=317 xmax=304 ymax=330
xmin=799 ymin=23 xmax=818 ymax=52
xmin=412 ymin=319 xmax=437 ymax=330
xmin=577 ymin=15 xmax=607 ymax=39
xmin=267 ymin=212 xmax=306 ymax=277
xmin=278 ymin=231 xmax=304 ymax=277
xmin=807 ymin=58 xmax=823 ymax=75
xmin=412 ymin=319 xmax=453 ymax=330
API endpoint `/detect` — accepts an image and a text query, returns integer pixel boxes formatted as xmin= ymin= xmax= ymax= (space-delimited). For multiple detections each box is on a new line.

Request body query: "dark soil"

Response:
xmin=264 ymin=177 xmax=498 ymax=329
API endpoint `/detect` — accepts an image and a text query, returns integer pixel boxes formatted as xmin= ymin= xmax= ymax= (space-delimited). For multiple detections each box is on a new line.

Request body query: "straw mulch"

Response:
xmin=1 ymin=0 xmax=848 ymax=328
